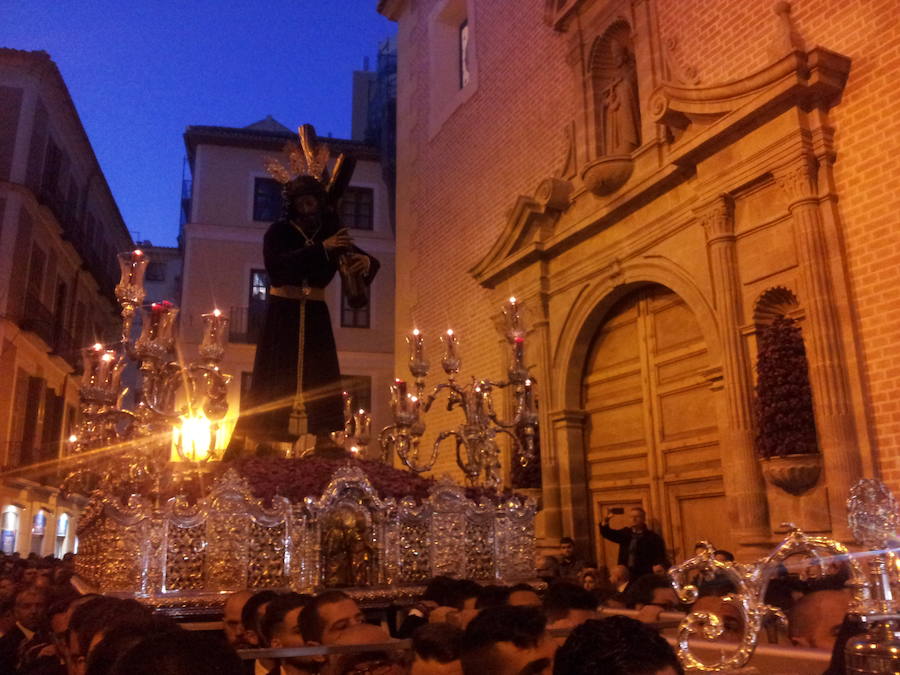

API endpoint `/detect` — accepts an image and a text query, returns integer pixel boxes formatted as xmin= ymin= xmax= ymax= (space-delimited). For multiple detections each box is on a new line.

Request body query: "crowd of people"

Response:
xmin=0 ymin=521 xmax=860 ymax=675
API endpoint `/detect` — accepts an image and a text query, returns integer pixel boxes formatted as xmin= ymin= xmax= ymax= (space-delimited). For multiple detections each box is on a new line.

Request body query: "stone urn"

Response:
xmin=760 ymin=453 xmax=822 ymax=496
xmin=581 ymin=156 xmax=633 ymax=195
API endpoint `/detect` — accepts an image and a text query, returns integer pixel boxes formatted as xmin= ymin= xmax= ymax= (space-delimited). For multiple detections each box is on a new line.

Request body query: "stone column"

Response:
xmin=700 ymin=196 xmax=771 ymax=547
xmin=548 ymin=408 xmax=590 ymax=548
xmin=774 ymin=157 xmax=862 ymax=539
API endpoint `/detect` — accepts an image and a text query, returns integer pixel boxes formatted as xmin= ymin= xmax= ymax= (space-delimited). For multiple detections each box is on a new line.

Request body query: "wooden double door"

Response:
xmin=582 ymin=284 xmax=734 ymax=569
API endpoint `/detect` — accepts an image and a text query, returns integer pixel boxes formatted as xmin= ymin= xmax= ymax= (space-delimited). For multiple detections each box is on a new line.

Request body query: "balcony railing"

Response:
xmin=21 ymin=291 xmax=56 ymax=348
xmin=228 ymin=306 xmax=263 ymax=344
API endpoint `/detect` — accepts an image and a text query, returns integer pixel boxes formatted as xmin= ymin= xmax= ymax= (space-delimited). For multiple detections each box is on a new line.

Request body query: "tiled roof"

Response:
xmin=183 ymin=123 xmax=379 ymax=163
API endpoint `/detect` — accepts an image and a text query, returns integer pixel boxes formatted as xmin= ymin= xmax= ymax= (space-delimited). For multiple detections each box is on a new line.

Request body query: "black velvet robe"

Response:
xmin=237 ymin=215 xmax=379 ymax=442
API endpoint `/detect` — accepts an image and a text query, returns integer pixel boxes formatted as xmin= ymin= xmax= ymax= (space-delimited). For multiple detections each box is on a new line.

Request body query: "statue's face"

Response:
xmin=292 ymin=193 xmax=320 ymax=217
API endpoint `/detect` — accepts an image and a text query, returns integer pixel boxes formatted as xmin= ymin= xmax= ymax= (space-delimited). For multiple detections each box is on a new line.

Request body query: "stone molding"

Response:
xmin=696 ymin=194 xmax=735 ymax=243
xmin=468 ymin=177 xmax=572 ymax=285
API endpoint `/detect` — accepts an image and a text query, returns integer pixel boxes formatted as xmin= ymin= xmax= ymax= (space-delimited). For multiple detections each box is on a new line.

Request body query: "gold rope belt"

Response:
xmin=270 ymin=285 xmax=326 ymax=301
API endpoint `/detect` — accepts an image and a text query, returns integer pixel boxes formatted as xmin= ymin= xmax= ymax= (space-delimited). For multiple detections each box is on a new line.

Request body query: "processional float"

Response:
xmin=64 ymin=249 xmax=537 ymax=611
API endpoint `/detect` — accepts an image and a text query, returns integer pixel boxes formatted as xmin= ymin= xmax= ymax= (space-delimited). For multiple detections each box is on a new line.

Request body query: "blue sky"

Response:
xmin=5 ymin=2 xmax=396 ymax=246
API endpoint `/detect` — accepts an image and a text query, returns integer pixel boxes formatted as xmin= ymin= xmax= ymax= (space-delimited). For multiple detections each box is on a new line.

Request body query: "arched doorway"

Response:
xmin=582 ymin=284 xmax=732 ymax=569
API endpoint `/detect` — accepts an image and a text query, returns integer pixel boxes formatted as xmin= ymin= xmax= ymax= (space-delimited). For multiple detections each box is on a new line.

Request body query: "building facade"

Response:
xmin=179 ymin=118 xmax=396 ymax=452
xmin=379 ymin=0 xmax=900 ymax=565
xmin=0 ymin=49 xmax=133 ymax=556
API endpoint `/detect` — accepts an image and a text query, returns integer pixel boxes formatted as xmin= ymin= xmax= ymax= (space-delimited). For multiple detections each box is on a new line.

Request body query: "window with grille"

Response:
xmin=145 ymin=262 xmax=166 ymax=281
xmin=253 ymin=177 xmax=283 ymax=222
xmin=340 ymin=187 xmax=374 ymax=230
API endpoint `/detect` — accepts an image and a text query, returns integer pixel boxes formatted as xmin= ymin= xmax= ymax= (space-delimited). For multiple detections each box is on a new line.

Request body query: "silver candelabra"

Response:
xmin=64 ymin=249 xmax=231 ymax=501
xmin=379 ymin=297 xmax=539 ymax=489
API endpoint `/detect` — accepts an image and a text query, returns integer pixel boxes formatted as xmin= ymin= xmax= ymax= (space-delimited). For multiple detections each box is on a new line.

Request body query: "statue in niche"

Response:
xmin=322 ymin=505 xmax=373 ymax=587
xmin=600 ymin=38 xmax=641 ymax=156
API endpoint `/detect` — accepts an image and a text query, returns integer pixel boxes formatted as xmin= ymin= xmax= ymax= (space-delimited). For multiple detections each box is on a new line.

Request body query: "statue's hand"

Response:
xmin=323 ymin=228 xmax=354 ymax=251
xmin=345 ymin=253 xmax=370 ymax=275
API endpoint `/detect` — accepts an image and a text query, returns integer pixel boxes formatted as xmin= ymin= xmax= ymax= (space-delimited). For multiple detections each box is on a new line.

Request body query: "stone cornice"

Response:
xmin=650 ymin=48 xmax=850 ymax=168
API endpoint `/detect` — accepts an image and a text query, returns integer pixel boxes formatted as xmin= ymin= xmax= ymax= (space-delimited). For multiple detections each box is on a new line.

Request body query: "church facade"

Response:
xmin=379 ymin=0 xmax=900 ymax=564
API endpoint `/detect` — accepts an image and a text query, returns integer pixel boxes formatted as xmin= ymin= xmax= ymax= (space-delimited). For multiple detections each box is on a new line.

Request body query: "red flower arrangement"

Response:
xmin=754 ymin=316 xmax=819 ymax=459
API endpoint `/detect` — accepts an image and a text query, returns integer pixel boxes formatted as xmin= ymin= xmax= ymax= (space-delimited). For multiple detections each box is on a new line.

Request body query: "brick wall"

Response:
xmin=393 ymin=0 xmax=900 ymax=487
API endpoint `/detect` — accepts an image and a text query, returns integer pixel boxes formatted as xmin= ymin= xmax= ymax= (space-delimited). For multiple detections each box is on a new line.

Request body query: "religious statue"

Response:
xmin=600 ymin=38 xmax=641 ymax=156
xmin=227 ymin=125 xmax=380 ymax=456
xmin=322 ymin=505 xmax=373 ymax=587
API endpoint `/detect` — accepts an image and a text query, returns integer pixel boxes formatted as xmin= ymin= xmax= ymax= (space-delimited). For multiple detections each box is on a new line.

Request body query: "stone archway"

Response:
xmin=582 ymin=283 xmax=732 ymax=568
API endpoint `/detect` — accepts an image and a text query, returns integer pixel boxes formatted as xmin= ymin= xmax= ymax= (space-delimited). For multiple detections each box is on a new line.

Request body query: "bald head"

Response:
xmin=789 ymin=590 xmax=850 ymax=651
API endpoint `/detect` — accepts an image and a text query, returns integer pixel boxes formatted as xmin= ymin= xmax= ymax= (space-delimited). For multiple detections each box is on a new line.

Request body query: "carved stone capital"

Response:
xmin=698 ymin=195 xmax=735 ymax=242
xmin=774 ymin=158 xmax=818 ymax=206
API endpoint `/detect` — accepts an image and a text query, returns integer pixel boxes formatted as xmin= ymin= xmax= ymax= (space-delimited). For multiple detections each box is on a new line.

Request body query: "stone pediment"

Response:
xmin=650 ymin=47 xmax=850 ymax=164
xmin=469 ymin=177 xmax=572 ymax=287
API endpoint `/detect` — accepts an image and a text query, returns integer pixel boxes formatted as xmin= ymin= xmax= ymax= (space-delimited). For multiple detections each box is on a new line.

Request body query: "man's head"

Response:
xmin=788 ymin=589 xmax=850 ymax=650
xmin=630 ymin=507 xmax=647 ymax=531
xmin=412 ymin=623 xmax=464 ymax=675
xmin=543 ymin=582 xmax=598 ymax=633
xmin=0 ymin=575 xmax=17 ymax=600
xmin=222 ymin=590 xmax=253 ymax=648
xmin=327 ymin=623 xmax=406 ymax=675
xmin=461 ymin=605 xmax=554 ymax=675
xmin=609 ymin=565 xmax=629 ymax=587
xmin=560 ymin=537 xmax=575 ymax=560
xmin=554 ymin=616 xmax=683 ymax=675
xmin=713 ymin=550 xmax=735 ymax=563
xmin=22 ymin=564 xmax=39 ymax=586
xmin=240 ymin=589 xmax=279 ymax=647
xmin=262 ymin=593 xmax=308 ymax=649
xmin=14 ymin=587 xmax=46 ymax=631
xmin=507 ymin=583 xmax=542 ymax=608
xmin=299 ymin=590 xmax=364 ymax=645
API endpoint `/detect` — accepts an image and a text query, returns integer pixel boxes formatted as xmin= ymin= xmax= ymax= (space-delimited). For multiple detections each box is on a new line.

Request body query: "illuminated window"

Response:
xmin=30 ymin=509 xmax=47 ymax=555
xmin=55 ymin=513 xmax=69 ymax=557
xmin=247 ymin=269 xmax=269 ymax=342
xmin=1 ymin=508 xmax=18 ymax=554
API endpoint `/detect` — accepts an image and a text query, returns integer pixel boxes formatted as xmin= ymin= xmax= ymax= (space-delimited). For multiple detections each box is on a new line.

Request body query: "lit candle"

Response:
xmin=135 ymin=301 xmax=179 ymax=359
xmin=523 ymin=379 xmax=538 ymax=418
xmin=441 ymin=329 xmax=461 ymax=374
xmin=513 ymin=335 xmax=525 ymax=364
xmin=391 ymin=379 xmax=407 ymax=417
xmin=407 ymin=329 xmax=429 ymax=377
xmin=80 ymin=344 xmax=125 ymax=401
xmin=199 ymin=308 xmax=229 ymax=362
xmin=354 ymin=408 xmax=372 ymax=443
xmin=115 ymin=249 xmax=149 ymax=306
xmin=504 ymin=296 xmax=525 ymax=340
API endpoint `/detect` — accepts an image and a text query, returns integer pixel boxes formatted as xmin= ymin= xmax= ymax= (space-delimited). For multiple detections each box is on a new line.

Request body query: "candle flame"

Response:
xmin=446 ymin=329 xmax=454 ymax=336
xmin=133 ymin=249 xmax=143 ymax=257
xmin=93 ymin=343 xmax=103 ymax=351
xmin=525 ymin=379 xmax=532 ymax=386
xmin=68 ymin=435 xmax=78 ymax=443
xmin=101 ymin=353 xmax=113 ymax=362
xmin=358 ymin=409 xmax=365 ymax=415
xmin=509 ymin=296 xmax=517 ymax=304
xmin=212 ymin=308 xmax=221 ymax=317
xmin=410 ymin=395 xmax=418 ymax=403
xmin=412 ymin=328 xmax=420 ymax=336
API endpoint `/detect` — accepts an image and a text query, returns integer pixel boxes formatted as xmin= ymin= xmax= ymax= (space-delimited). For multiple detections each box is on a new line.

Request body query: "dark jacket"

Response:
xmin=599 ymin=524 xmax=668 ymax=578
